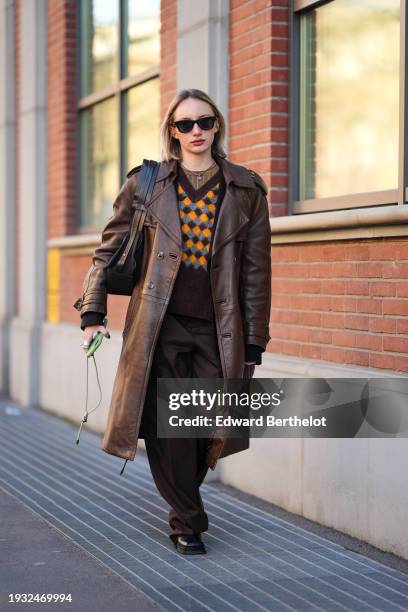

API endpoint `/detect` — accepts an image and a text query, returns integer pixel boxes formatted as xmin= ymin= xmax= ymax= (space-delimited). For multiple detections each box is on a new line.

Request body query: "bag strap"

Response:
xmin=133 ymin=159 xmax=159 ymax=211
xmin=117 ymin=160 xmax=160 ymax=268
xmin=132 ymin=159 xmax=159 ymax=233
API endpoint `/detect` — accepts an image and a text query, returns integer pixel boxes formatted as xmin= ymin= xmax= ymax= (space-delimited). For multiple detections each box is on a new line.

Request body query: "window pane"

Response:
xmin=80 ymin=97 xmax=119 ymax=229
xmin=80 ymin=0 xmax=119 ymax=96
xmin=124 ymin=0 xmax=161 ymax=77
xmin=126 ymin=79 xmax=160 ymax=170
xmin=299 ymin=0 xmax=399 ymax=200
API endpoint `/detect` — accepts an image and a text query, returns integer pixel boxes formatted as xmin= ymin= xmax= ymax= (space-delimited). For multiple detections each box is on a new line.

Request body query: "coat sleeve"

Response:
xmin=73 ymin=172 xmax=138 ymax=320
xmin=239 ymin=176 xmax=272 ymax=350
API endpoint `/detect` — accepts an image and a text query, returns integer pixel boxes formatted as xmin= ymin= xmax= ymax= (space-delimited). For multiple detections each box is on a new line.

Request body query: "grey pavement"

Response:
xmin=0 ymin=486 xmax=162 ymax=612
xmin=1 ymin=398 xmax=408 ymax=612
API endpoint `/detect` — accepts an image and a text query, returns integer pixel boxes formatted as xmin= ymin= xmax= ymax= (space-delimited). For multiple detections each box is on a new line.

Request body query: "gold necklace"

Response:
xmin=181 ymin=160 xmax=217 ymax=181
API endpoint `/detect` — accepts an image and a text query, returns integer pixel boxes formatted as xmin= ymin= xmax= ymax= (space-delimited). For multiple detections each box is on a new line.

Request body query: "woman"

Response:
xmin=75 ymin=88 xmax=271 ymax=555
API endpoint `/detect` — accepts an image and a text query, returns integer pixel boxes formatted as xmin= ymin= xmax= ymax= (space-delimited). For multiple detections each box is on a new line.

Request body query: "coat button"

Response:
xmin=157 ymin=251 xmax=164 ymax=258
xmin=147 ymin=281 xmax=155 ymax=289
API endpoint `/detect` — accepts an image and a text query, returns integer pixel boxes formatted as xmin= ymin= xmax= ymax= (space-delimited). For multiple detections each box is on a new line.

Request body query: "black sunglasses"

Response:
xmin=171 ymin=116 xmax=216 ymax=133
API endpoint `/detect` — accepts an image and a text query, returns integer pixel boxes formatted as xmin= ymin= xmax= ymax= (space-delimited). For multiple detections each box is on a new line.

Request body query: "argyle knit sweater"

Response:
xmin=166 ymin=162 xmax=225 ymax=321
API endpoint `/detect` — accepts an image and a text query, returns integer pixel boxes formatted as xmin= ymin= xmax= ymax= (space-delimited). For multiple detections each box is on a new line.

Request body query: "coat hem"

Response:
xmin=101 ymin=444 xmax=136 ymax=462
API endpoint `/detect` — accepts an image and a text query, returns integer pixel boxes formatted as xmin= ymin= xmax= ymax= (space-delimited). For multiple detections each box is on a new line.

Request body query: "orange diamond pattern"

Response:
xmin=177 ymin=181 xmax=221 ymax=270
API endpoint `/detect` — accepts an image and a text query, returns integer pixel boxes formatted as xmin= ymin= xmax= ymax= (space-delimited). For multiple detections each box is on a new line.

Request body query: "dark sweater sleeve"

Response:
xmin=245 ymin=343 xmax=264 ymax=365
xmin=80 ymin=312 xmax=105 ymax=331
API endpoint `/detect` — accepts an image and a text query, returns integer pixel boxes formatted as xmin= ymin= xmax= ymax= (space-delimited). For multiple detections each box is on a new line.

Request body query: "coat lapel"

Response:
xmin=207 ymin=155 xmax=253 ymax=256
xmin=146 ymin=155 xmax=254 ymax=253
xmin=211 ymin=185 xmax=249 ymax=257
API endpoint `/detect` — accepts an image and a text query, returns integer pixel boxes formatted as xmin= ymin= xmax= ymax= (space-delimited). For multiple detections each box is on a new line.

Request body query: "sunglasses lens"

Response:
xmin=198 ymin=116 xmax=215 ymax=130
xmin=176 ymin=120 xmax=194 ymax=133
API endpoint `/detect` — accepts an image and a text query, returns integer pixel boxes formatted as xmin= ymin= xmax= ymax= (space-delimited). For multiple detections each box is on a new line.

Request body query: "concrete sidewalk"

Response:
xmin=0 ymin=486 xmax=162 ymax=612
xmin=1 ymin=398 xmax=408 ymax=612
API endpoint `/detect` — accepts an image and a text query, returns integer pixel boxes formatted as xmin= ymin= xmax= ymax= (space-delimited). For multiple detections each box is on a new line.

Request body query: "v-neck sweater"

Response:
xmin=166 ymin=161 xmax=226 ymax=321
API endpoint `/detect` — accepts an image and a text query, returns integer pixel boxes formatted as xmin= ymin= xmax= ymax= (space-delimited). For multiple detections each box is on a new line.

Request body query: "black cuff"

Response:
xmin=245 ymin=344 xmax=264 ymax=366
xmin=80 ymin=312 xmax=105 ymax=331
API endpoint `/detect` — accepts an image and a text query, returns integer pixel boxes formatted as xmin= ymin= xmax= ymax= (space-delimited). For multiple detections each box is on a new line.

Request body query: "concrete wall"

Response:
xmin=0 ymin=0 xmax=16 ymax=395
xmin=218 ymin=356 xmax=408 ymax=560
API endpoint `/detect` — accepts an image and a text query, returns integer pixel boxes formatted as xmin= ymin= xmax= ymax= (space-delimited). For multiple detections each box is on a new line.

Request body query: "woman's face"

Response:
xmin=170 ymin=97 xmax=219 ymax=158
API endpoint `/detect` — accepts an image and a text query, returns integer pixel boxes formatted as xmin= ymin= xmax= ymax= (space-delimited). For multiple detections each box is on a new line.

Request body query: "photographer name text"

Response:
xmin=168 ymin=415 xmax=327 ymax=428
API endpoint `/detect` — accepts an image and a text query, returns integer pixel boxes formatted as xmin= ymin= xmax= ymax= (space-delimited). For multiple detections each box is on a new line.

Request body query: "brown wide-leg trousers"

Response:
xmin=139 ymin=311 xmax=222 ymax=542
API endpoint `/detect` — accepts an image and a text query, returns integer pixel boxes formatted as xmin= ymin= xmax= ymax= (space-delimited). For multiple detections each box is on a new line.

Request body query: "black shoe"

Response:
xmin=171 ymin=534 xmax=206 ymax=555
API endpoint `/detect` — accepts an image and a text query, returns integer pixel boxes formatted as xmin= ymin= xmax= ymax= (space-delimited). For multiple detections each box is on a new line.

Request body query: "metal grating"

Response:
xmin=1 ymin=400 xmax=408 ymax=612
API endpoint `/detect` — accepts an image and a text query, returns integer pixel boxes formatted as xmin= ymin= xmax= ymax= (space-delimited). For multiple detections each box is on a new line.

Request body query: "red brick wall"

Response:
xmin=270 ymin=1 xmax=289 ymax=218
xmin=229 ymin=0 xmax=289 ymax=217
xmin=265 ymin=3 xmax=408 ymax=374
xmin=47 ymin=0 xmax=78 ymax=239
xmin=271 ymin=238 xmax=408 ymax=373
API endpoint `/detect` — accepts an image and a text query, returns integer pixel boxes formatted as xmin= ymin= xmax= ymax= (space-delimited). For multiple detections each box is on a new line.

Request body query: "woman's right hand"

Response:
xmin=83 ymin=325 xmax=111 ymax=347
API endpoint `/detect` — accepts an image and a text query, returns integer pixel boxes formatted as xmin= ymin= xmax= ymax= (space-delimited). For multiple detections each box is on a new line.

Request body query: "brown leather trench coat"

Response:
xmin=74 ymin=154 xmax=271 ymax=470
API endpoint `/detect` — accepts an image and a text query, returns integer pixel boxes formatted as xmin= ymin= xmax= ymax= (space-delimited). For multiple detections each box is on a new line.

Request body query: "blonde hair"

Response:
xmin=159 ymin=88 xmax=227 ymax=162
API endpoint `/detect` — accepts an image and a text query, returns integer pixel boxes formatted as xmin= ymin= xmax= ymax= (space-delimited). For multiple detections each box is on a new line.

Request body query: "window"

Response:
xmin=291 ymin=0 xmax=401 ymax=213
xmin=78 ymin=0 xmax=160 ymax=231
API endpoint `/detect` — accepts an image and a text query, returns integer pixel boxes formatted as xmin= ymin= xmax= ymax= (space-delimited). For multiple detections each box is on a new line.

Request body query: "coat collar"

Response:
xmin=156 ymin=154 xmax=254 ymax=190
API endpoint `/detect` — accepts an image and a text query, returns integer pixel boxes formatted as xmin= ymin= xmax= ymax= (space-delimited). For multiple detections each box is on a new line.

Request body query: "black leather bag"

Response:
xmin=105 ymin=159 xmax=159 ymax=295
